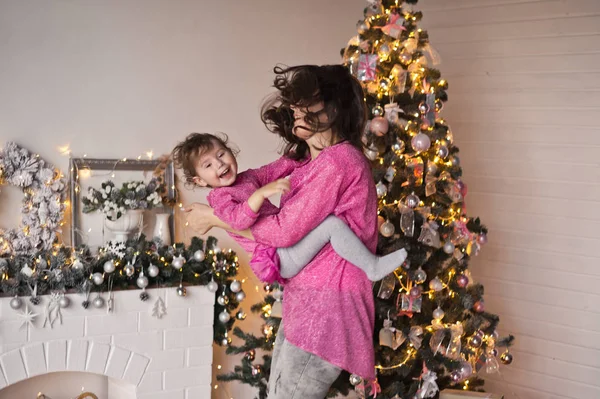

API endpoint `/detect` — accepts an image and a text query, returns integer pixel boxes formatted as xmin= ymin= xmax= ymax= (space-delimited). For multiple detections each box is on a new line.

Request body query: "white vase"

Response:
xmin=153 ymin=213 xmax=171 ymax=245
xmin=104 ymin=209 xmax=144 ymax=243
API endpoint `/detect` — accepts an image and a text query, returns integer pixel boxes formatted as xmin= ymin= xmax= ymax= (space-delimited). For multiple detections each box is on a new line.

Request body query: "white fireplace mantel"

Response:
xmin=0 ymin=286 xmax=215 ymax=399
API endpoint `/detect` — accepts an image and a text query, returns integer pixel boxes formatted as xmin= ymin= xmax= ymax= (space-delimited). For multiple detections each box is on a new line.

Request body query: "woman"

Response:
xmin=185 ymin=64 xmax=378 ymax=398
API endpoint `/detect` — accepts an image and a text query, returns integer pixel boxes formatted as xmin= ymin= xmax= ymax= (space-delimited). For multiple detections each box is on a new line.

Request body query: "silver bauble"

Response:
xmin=207 ymin=280 xmax=219 ymax=293
xmin=429 ymin=277 xmax=443 ymax=292
xmin=10 ymin=296 xmax=23 ymax=310
xmin=426 ymin=162 xmax=438 ymax=175
xmin=219 ymin=311 xmax=231 ymax=323
xmin=236 ymin=310 xmax=247 ymax=320
xmin=469 ymin=335 xmax=483 ymax=348
xmin=221 ymin=338 xmax=230 ymax=346
xmin=432 ymin=307 xmax=445 ymax=320
xmin=217 ymin=295 xmax=229 ymax=306
xmin=136 ymin=273 xmax=149 ymax=289
xmin=356 ymin=20 xmax=369 ymax=34
xmin=72 ymin=259 xmax=84 ymax=270
xmin=171 ymin=256 xmax=185 ymax=270
xmin=414 ymin=267 xmax=427 ymax=284
xmin=103 ymin=260 xmax=115 ymax=274
xmin=236 ymin=291 xmax=246 ymax=302
xmin=500 ymin=351 xmax=513 ymax=365
xmin=406 ymin=193 xmax=420 ymax=209
xmin=411 ymin=133 xmax=431 ymax=152
xmin=451 ymin=371 xmax=462 ymax=382
xmin=124 ymin=263 xmax=135 ymax=277
xmin=451 ymin=156 xmax=460 ymax=167
xmin=372 ymin=105 xmax=384 ymax=117
xmin=147 ymin=264 xmax=159 ymax=278
xmin=437 ymin=145 xmax=449 ymax=159
xmin=460 ymin=361 xmax=473 ymax=378
xmin=349 ymin=374 xmax=363 ymax=386
xmin=93 ymin=296 xmax=105 ymax=308
xmin=92 ymin=272 xmax=104 ymax=286
xmin=59 ymin=296 xmax=71 ymax=308
xmin=230 ymin=280 xmax=242 ymax=293
xmin=380 ymin=221 xmax=395 ymax=237
xmin=376 ymin=182 xmax=388 ymax=198
xmin=443 ymin=241 xmax=455 ymax=254
xmin=391 ymin=140 xmax=406 ymax=154
xmin=193 ymin=250 xmax=205 ymax=262
xmin=177 ymin=284 xmax=187 ymax=297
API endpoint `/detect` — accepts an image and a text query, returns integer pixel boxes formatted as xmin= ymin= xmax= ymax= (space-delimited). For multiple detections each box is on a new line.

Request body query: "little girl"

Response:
xmin=172 ymin=132 xmax=407 ymax=283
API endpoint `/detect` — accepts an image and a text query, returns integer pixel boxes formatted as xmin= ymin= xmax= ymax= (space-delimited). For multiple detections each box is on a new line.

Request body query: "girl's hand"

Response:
xmin=259 ymin=178 xmax=290 ymax=199
xmin=182 ymin=203 xmax=216 ymax=235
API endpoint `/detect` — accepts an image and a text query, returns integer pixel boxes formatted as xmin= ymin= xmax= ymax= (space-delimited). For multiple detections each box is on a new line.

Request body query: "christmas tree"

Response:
xmin=219 ymin=1 xmax=514 ymax=398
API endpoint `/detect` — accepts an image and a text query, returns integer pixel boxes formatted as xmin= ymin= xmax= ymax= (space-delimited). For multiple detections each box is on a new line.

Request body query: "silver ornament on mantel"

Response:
xmin=235 ymin=291 xmax=246 ymax=302
xmin=171 ymin=255 xmax=185 ymax=270
xmin=217 ymin=295 xmax=229 ymax=306
xmin=93 ymin=295 xmax=105 ymax=308
xmin=193 ymin=250 xmax=205 ymax=262
xmin=72 ymin=258 xmax=84 ymax=270
xmin=58 ymin=295 xmax=70 ymax=309
xmin=124 ymin=262 xmax=135 ymax=277
xmin=10 ymin=296 xmax=23 ymax=310
xmin=92 ymin=272 xmax=104 ymax=286
xmin=136 ymin=271 xmax=149 ymax=289
xmin=147 ymin=264 xmax=160 ymax=278
xmin=218 ymin=311 xmax=231 ymax=323
xmin=207 ymin=279 xmax=219 ymax=293
xmin=230 ymin=280 xmax=242 ymax=293
xmin=103 ymin=260 xmax=116 ymax=274
xmin=176 ymin=284 xmax=187 ymax=297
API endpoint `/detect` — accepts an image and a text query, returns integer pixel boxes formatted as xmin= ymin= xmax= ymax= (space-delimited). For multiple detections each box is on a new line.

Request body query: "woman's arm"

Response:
xmin=245 ymin=155 xmax=306 ymax=186
xmin=250 ymin=152 xmax=351 ymax=248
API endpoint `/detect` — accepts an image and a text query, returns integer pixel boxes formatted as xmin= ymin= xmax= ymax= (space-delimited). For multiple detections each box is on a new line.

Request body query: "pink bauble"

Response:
xmin=473 ymin=300 xmax=485 ymax=313
xmin=477 ymin=233 xmax=488 ymax=245
xmin=370 ymin=117 xmax=389 ymax=136
xmin=411 ymin=133 xmax=431 ymax=152
xmin=409 ymin=285 xmax=422 ymax=298
xmin=456 ymin=274 xmax=469 ymax=288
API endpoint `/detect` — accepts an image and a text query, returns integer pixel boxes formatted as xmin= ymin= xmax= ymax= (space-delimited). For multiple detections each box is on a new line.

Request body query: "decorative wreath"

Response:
xmin=0 ymin=142 xmax=66 ymax=255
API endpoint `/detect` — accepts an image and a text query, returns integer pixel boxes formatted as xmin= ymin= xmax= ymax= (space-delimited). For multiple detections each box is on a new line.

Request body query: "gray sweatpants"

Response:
xmin=267 ymin=321 xmax=342 ymax=399
xmin=277 ymin=215 xmax=407 ymax=281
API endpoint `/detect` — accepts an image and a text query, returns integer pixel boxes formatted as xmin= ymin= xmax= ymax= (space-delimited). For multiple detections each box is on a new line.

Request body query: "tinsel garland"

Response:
xmin=0 ymin=235 xmax=242 ymax=345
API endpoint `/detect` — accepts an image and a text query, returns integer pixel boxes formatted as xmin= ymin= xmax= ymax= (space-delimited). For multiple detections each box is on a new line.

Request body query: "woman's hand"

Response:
xmin=182 ymin=203 xmax=217 ymax=235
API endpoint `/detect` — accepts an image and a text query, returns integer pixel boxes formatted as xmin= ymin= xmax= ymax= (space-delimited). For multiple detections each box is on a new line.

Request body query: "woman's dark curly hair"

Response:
xmin=261 ymin=64 xmax=367 ymax=160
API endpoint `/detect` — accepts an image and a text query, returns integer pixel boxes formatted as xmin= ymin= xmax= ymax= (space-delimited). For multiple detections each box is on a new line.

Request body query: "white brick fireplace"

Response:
xmin=0 ymin=286 xmax=215 ymax=399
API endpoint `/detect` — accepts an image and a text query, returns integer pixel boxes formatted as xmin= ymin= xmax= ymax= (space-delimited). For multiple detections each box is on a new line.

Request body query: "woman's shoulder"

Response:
xmin=320 ymin=142 xmax=368 ymax=166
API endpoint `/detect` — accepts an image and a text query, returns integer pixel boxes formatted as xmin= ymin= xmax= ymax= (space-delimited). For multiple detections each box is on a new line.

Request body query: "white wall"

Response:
xmin=420 ymin=0 xmax=600 ymax=398
xmin=0 ymin=1 xmax=364 ymax=398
